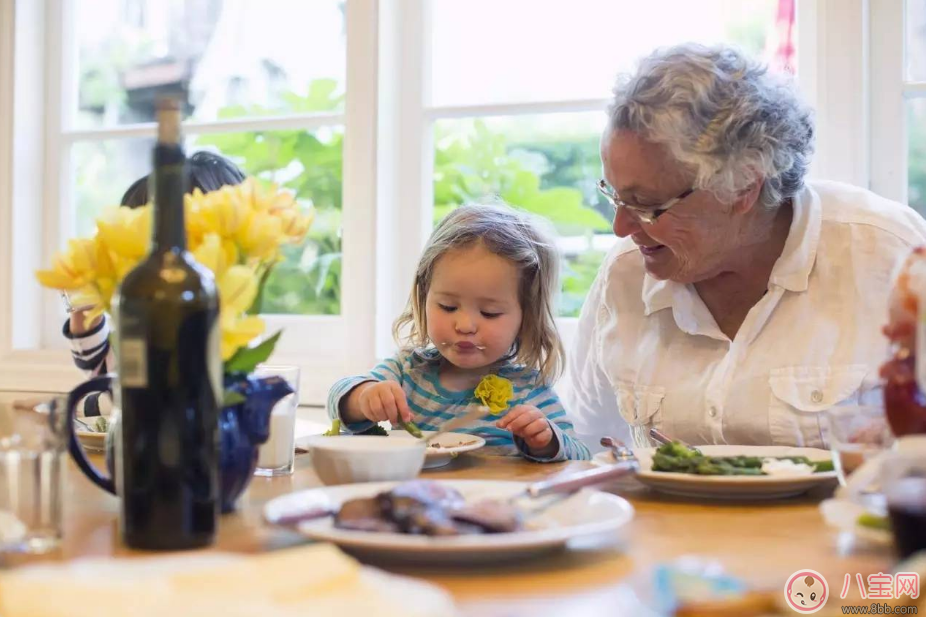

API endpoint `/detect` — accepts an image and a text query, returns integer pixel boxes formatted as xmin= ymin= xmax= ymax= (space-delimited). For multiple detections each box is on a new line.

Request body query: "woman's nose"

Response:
xmin=612 ymin=206 xmax=643 ymax=238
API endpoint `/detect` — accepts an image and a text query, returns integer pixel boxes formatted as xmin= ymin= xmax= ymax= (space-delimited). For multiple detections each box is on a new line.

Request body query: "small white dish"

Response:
xmin=263 ymin=479 xmax=634 ymax=564
xmin=388 ymin=430 xmax=486 ymax=469
xmin=593 ymin=445 xmax=837 ymax=500
xmin=305 ymin=435 xmax=427 ymax=485
xmin=75 ymin=430 xmax=106 ymax=453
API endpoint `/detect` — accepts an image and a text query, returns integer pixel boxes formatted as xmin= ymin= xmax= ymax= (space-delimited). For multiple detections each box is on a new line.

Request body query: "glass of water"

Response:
xmin=824 ymin=404 xmax=895 ymax=487
xmin=254 ymin=365 xmax=300 ymax=477
xmin=0 ymin=398 xmax=68 ymax=553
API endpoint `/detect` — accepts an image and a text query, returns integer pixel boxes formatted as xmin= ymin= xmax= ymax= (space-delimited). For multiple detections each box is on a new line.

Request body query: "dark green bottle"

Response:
xmin=114 ymin=98 xmax=221 ymax=550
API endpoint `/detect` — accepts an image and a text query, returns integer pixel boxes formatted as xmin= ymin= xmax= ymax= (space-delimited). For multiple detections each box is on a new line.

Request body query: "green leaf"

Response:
xmin=224 ymin=330 xmax=283 ymax=374
xmin=222 ymin=390 xmax=247 ymax=407
xmin=248 ymin=266 xmax=275 ymax=315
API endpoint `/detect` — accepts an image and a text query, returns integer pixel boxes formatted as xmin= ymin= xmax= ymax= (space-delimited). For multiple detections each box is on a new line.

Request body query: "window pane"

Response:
xmin=72 ymin=127 xmax=343 ymax=316
xmin=73 ymin=137 xmax=155 ymax=235
xmin=908 ymin=0 xmax=926 ymax=81
xmin=429 ymin=0 xmax=789 ymax=107
xmin=911 ymin=99 xmax=926 ymax=215
xmin=433 ymin=113 xmax=615 ymax=316
xmin=75 ymin=0 xmax=345 ymax=129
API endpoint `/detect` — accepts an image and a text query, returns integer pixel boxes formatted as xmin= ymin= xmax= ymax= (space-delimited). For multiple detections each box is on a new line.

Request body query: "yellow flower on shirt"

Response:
xmin=475 ymin=374 xmax=514 ymax=415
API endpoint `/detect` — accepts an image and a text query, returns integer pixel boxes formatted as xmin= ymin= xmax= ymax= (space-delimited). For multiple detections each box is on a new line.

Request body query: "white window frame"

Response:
xmin=799 ymin=0 xmax=921 ymax=203
xmin=0 ymin=0 xmax=379 ymax=405
xmin=869 ymin=0 xmax=924 ymax=204
xmin=0 ymin=0 xmax=916 ymax=403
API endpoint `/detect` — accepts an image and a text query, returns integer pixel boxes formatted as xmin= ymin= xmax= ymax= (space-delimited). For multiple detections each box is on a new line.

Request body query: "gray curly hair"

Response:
xmin=607 ymin=43 xmax=815 ymax=210
xmin=393 ymin=203 xmax=564 ymax=384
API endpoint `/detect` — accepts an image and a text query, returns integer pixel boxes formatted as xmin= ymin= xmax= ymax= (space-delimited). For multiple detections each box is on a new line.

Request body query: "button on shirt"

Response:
xmin=563 ymin=180 xmax=926 ymax=450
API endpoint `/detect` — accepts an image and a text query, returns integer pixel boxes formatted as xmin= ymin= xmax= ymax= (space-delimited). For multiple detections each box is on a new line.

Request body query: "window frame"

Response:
xmin=0 ymin=0 xmax=379 ymax=404
xmin=0 ymin=0 xmax=916 ymax=402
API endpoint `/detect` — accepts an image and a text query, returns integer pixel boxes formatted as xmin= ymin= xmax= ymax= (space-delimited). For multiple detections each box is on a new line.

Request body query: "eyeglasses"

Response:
xmin=596 ymin=179 xmax=695 ymax=225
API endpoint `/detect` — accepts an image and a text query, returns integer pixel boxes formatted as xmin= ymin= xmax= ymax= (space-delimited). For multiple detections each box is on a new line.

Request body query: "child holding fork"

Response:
xmin=327 ymin=203 xmax=590 ymax=461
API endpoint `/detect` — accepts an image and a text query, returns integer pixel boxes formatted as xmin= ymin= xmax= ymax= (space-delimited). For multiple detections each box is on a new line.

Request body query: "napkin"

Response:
xmin=0 ymin=544 xmax=456 ymax=617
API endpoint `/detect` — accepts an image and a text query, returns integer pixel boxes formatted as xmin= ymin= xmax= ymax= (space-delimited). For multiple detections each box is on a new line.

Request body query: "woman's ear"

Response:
xmin=731 ymin=178 xmax=764 ymax=215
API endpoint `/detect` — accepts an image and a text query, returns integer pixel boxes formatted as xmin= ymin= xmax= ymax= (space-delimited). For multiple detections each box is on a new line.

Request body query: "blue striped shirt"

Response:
xmin=327 ymin=348 xmax=590 ymax=462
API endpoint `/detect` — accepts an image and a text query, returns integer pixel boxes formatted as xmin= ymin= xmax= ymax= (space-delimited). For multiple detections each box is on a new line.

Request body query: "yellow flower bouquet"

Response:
xmin=35 ymin=178 xmax=313 ymax=373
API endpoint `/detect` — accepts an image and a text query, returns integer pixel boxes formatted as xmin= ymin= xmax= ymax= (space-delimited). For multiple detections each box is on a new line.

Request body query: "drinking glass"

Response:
xmin=824 ymin=405 xmax=895 ymax=487
xmin=881 ymin=437 xmax=926 ymax=559
xmin=0 ymin=398 xmax=68 ymax=553
xmin=254 ymin=365 xmax=300 ymax=477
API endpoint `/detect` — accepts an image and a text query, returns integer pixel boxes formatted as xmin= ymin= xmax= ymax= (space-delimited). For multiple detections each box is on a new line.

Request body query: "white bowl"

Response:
xmin=306 ymin=436 xmax=427 ymax=485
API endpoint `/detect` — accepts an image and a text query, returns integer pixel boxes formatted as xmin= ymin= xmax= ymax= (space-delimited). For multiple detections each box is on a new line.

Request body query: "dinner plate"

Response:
xmin=263 ymin=479 xmax=634 ymax=564
xmin=388 ymin=430 xmax=486 ymax=469
xmin=75 ymin=429 xmax=106 ymax=452
xmin=592 ymin=445 xmax=838 ymax=500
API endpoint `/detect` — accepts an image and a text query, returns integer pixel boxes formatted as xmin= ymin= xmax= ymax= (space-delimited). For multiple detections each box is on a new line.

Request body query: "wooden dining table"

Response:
xmin=31 ymin=448 xmax=891 ymax=616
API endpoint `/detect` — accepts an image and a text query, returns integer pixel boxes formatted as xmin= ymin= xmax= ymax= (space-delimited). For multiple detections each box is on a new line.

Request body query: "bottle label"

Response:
xmin=120 ymin=338 xmax=148 ymax=388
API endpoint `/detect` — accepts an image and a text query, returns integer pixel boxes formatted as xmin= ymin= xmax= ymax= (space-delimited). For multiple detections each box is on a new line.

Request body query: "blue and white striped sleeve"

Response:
xmin=512 ymin=383 xmax=591 ymax=462
xmin=326 ymin=353 xmax=407 ymax=434
xmin=63 ymin=315 xmax=112 ymax=376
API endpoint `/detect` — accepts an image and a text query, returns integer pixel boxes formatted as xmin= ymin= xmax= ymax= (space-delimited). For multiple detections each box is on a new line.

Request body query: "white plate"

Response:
xmin=388 ymin=430 xmax=486 ymax=469
xmin=593 ymin=445 xmax=838 ymax=500
xmin=263 ymin=479 xmax=634 ymax=564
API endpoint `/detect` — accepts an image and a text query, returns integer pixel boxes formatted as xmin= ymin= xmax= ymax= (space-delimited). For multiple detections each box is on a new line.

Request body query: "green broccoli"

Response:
xmin=358 ymin=424 xmax=388 ymax=436
xmin=322 ymin=419 xmax=341 ymax=436
xmin=857 ymin=513 xmax=890 ymax=531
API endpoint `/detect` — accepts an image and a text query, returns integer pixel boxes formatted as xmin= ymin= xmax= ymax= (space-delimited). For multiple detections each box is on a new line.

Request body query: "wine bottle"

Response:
xmin=113 ymin=98 xmax=221 ymax=549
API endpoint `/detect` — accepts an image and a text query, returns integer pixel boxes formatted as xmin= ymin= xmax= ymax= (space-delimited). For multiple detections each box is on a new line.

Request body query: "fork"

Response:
xmin=649 ymin=428 xmax=701 ymax=454
xmin=600 ymin=436 xmax=636 ymax=461
xmin=423 ymin=405 xmax=488 ymax=445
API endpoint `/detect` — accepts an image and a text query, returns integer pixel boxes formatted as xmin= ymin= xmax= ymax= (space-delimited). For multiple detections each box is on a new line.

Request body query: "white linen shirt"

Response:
xmin=564 ymin=180 xmax=926 ymax=450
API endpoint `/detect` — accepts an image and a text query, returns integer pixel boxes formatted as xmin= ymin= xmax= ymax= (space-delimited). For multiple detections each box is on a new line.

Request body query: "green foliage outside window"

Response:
xmin=199 ymin=83 xmax=615 ymax=317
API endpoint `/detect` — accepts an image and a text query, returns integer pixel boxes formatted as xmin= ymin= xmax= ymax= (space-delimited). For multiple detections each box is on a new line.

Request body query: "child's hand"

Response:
xmin=496 ymin=405 xmax=555 ymax=453
xmin=356 ymin=381 xmax=413 ymax=425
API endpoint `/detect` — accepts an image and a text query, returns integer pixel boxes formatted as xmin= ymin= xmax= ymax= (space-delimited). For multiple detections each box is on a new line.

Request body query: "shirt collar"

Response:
xmin=640 ymin=183 xmax=821 ymax=316
xmin=767 ymin=183 xmax=820 ymax=292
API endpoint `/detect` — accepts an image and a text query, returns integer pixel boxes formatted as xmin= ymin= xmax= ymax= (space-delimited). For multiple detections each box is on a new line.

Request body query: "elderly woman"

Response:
xmin=565 ymin=44 xmax=926 ymax=450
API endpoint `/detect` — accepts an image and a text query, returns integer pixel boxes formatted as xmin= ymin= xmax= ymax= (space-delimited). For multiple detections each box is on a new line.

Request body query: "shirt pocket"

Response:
xmin=768 ymin=364 xmax=869 ymax=447
xmin=615 ymin=381 xmax=666 ymax=447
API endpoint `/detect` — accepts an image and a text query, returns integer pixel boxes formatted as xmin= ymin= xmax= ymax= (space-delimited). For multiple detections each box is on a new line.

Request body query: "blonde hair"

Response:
xmin=393 ymin=203 xmax=564 ymax=384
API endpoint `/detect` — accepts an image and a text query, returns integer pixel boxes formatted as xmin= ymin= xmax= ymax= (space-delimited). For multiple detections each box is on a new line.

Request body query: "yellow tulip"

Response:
xmin=35 ymin=237 xmax=102 ymax=290
xmin=220 ymin=314 xmax=265 ymax=360
xmin=97 ymin=206 xmax=151 ymax=260
xmin=217 ymin=265 xmax=264 ymax=359
xmin=236 ymin=211 xmax=284 ymax=261
xmin=36 ymin=176 xmax=314 ymax=363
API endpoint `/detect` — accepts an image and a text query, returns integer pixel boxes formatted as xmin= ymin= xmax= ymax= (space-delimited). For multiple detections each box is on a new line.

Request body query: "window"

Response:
xmin=907 ymin=1 xmax=926 ymax=213
xmin=870 ymin=0 xmax=926 ymax=210
xmin=1 ymin=0 xmax=918 ymax=403
xmin=0 ymin=0 xmax=376 ymax=402
xmin=72 ymin=0 xmax=346 ymax=315
xmin=427 ymin=0 xmax=794 ymax=318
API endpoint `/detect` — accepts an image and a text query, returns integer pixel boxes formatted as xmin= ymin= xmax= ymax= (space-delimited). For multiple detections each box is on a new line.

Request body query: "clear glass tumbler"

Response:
xmin=824 ymin=404 xmax=895 ymax=487
xmin=0 ymin=398 xmax=68 ymax=553
xmin=254 ymin=365 xmax=301 ymax=477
